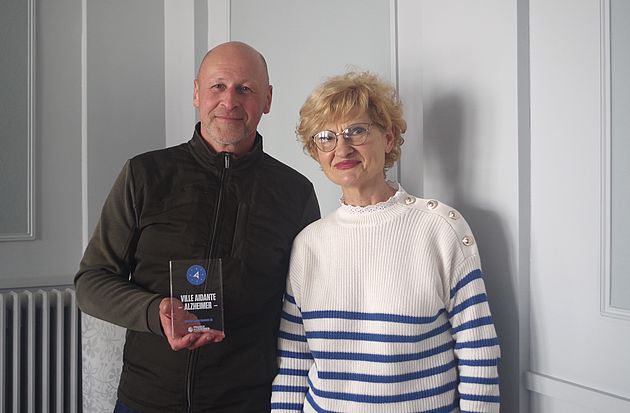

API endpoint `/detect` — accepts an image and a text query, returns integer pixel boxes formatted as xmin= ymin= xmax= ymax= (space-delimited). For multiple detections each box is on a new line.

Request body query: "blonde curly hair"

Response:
xmin=296 ymin=71 xmax=406 ymax=171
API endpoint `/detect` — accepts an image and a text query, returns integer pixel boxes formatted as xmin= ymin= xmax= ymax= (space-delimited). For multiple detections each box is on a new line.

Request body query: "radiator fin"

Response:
xmin=0 ymin=288 xmax=80 ymax=413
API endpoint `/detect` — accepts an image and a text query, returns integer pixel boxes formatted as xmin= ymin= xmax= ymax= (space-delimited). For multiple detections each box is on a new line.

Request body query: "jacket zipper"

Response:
xmin=186 ymin=152 xmax=232 ymax=413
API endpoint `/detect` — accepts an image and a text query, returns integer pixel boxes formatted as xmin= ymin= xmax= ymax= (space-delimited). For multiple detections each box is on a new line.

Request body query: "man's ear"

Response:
xmin=263 ymin=85 xmax=273 ymax=114
xmin=192 ymin=79 xmax=200 ymax=108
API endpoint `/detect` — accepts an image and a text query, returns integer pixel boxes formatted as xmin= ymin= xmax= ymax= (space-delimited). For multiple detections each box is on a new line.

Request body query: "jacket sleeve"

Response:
xmin=74 ymin=160 xmax=164 ymax=335
xmin=299 ymin=186 xmax=321 ymax=230
xmin=448 ymin=254 xmax=501 ymax=412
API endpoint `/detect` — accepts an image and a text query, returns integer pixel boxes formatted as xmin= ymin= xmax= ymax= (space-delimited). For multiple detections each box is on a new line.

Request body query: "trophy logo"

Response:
xmin=186 ymin=265 xmax=207 ymax=286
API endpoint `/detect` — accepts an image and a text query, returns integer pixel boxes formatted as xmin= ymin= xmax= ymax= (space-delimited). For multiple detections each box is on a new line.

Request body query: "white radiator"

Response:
xmin=0 ymin=288 xmax=80 ymax=413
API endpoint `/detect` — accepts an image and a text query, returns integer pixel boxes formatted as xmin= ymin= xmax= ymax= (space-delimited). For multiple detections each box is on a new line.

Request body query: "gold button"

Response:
xmin=404 ymin=196 xmax=416 ymax=205
xmin=426 ymin=200 xmax=438 ymax=209
xmin=462 ymin=235 xmax=474 ymax=246
xmin=448 ymin=210 xmax=458 ymax=220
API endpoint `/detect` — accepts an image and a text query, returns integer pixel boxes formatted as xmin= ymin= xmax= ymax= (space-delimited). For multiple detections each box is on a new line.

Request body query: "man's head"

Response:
xmin=193 ymin=41 xmax=272 ymax=156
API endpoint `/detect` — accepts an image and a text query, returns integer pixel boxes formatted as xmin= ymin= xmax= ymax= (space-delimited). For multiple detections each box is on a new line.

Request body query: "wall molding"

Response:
xmin=599 ymin=0 xmax=630 ymax=320
xmin=526 ymin=371 xmax=630 ymax=411
xmin=0 ymin=0 xmax=36 ymax=241
xmin=81 ymin=0 xmax=88 ymax=250
xmin=0 ymin=275 xmax=74 ymax=291
xmin=164 ymin=0 xmax=196 ymax=148
xmin=388 ymin=0 xmax=400 ymax=184
xmin=395 ymin=0 xmax=423 ymax=197
xmin=208 ymin=0 xmax=230 ymax=49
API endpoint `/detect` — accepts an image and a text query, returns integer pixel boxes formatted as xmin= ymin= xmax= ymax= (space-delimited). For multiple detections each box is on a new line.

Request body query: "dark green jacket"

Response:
xmin=75 ymin=124 xmax=320 ymax=412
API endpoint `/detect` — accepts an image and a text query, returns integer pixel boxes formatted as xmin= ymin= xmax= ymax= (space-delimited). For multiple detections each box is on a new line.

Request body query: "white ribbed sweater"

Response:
xmin=271 ymin=185 xmax=500 ymax=413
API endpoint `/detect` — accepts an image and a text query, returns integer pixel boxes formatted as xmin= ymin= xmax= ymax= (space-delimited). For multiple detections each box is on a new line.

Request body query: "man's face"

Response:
xmin=193 ymin=44 xmax=272 ymax=156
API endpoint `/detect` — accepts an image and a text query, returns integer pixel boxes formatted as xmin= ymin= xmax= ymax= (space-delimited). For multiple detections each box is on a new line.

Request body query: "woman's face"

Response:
xmin=315 ymin=114 xmax=394 ymax=193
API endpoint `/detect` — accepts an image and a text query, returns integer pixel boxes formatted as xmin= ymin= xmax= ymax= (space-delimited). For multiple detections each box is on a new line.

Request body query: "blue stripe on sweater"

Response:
xmin=280 ymin=310 xmax=303 ymax=325
xmin=270 ymin=402 xmax=302 ymax=411
xmin=285 ymin=293 xmax=297 ymax=304
xmin=460 ymin=375 xmax=500 ymax=385
xmin=458 ymin=357 xmax=500 ymax=366
xmin=304 ymin=388 xmax=459 ymax=413
xmin=318 ymin=360 xmax=457 ymax=383
xmin=305 ymin=321 xmax=451 ymax=343
xmin=305 ymin=392 xmax=337 ymax=413
xmin=460 ymin=393 xmax=500 ymax=403
xmin=412 ymin=401 xmax=459 ymax=413
xmin=451 ymin=316 xmax=494 ymax=334
xmin=277 ymin=367 xmax=309 ymax=377
xmin=308 ymin=377 xmax=457 ymax=403
xmin=311 ymin=341 xmax=454 ymax=363
xmin=448 ymin=293 xmax=488 ymax=318
xmin=302 ymin=309 xmax=446 ymax=324
xmin=454 ymin=337 xmax=499 ymax=349
xmin=277 ymin=349 xmax=314 ymax=360
xmin=272 ymin=385 xmax=309 ymax=393
xmin=278 ymin=330 xmax=307 ymax=342
xmin=450 ymin=269 xmax=483 ymax=298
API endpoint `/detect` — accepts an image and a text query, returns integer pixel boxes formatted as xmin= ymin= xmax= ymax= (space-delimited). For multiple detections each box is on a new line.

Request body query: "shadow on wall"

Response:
xmin=423 ymin=93 xmax=519 ymax=413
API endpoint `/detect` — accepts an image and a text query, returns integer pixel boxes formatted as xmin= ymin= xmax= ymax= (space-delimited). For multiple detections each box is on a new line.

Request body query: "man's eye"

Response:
xmin=237 ymin=86 xmax=252 ymax=94
xmin=211 ymin=84 xmax=226 ymax=90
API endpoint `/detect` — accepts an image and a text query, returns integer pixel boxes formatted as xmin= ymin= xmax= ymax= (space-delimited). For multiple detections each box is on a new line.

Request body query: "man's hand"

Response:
xmin=159 ymin=298 xmax=225 ymax=351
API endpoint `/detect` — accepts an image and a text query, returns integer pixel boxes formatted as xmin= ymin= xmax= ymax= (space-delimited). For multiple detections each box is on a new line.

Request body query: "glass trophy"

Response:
xmin=169 ymin=259 xmax=224 ymax=338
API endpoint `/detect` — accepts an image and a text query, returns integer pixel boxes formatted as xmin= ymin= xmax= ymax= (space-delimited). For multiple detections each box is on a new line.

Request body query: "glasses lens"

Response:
xmin=343 ymin=124 xmax=369 ymax=145
xmin=313 ymin=131 xmax=337 ymax=151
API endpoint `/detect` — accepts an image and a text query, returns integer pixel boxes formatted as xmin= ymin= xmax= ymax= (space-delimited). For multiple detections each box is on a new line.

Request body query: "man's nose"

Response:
xmin=220 ymin=88 xmax=240 ymax=109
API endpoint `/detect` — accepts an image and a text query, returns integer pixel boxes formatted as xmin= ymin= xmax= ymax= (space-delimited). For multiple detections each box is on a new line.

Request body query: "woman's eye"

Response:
xmin=316 ymin=132 xmax=335 ymax=142
xmin=346 ymin=126 xmax=367 ymax=136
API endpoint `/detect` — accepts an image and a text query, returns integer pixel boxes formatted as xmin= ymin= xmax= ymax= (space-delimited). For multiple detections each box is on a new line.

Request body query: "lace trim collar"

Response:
xmin=340 ymin=182 xmax=403 ymax=215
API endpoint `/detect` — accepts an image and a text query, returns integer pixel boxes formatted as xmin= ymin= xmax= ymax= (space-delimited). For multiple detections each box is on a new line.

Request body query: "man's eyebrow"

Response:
xmin=205 ymin=77 xmax=257 ymax=85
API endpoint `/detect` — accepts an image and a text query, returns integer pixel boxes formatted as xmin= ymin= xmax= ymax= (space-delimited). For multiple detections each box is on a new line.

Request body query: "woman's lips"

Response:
xmin=335 ymin=160 xmax=360 ymax=170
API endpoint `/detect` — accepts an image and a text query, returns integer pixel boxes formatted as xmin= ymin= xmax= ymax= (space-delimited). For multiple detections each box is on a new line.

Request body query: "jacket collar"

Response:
xmin=188 ymin=122 xmax=264 ymax=173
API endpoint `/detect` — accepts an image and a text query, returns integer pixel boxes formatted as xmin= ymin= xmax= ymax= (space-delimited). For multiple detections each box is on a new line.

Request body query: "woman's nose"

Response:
xmin=334 ymin=136 xmax=354 ymax=156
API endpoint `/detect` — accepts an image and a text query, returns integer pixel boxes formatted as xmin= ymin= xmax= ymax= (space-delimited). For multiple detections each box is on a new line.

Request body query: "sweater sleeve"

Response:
xmin=271 ymin=245 xmax=313 ymax=411
xmin=447 ymin=255 xmax=501 ymax=412
xmin=74 ymin=161 xmax=164 ymax=335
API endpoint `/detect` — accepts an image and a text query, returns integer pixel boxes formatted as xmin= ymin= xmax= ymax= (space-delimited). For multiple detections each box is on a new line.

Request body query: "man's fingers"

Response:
xmin=168 ymin=333 xmax=197 ymax=351
xmin=186 ymin=331 xmax=225 ymax=350
xmin=160 ymin=299 xmax=224 ymax=351
xmin=159 ymin=298 xmax=184 ymax=316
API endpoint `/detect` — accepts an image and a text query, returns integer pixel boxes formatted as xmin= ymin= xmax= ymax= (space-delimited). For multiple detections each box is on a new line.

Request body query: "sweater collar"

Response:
xmin=188 ymin=122 xmax=264 ymax=172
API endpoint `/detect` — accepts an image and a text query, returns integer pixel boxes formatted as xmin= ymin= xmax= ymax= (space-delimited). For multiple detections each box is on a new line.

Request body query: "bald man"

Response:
xmin=75 ymin=41 xmax=320 ymax=413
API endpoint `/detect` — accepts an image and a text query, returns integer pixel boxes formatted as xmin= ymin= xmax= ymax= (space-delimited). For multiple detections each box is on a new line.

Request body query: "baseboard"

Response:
xmin=526 ymin=371 xmax=630 ymax=411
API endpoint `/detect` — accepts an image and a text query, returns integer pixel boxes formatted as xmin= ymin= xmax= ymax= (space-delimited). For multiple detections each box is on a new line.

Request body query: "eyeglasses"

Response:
xmin=312 ymin=123 xmax=373 ymax=152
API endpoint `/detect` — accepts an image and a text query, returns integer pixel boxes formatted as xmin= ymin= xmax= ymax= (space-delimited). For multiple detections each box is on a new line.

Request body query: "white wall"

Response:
xmin=0 ymin=0 xmax=84 ymax=289
xmin=6 ymin=1 xmax=627 ymax=412
xmin=85 ymin=0 xmax=166 ymax=233
xmin=528 ymin=0 xmax=630 ymax=411
xmin=223 ymin=0 xmax=395 ymax=216
xmin=398 ymin=2 xmax=527 ymax=411
xmin=609 ymin=0 xmax=630 ymax=310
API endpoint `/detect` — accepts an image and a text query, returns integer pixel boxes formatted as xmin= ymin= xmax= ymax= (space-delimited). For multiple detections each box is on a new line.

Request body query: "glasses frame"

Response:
xmin=311 ymin=122 xmax=374 ymax=152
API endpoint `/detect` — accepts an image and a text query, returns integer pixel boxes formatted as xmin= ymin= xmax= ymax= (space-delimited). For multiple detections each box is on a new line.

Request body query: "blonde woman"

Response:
xmin=271 ymin=71 xmax=500 ymax=412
